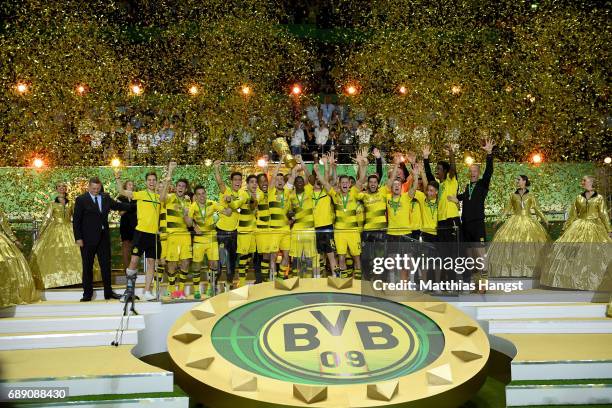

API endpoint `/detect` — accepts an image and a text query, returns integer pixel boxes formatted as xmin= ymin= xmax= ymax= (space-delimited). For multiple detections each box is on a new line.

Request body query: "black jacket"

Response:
xmin=73 ymin=192 xmax=129 ymax=245
xmin=456 ymin=154 xmax=493 ymax=223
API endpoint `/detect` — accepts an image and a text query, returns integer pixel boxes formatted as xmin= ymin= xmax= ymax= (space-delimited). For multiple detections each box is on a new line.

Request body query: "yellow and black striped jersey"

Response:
xmin=233 ymin=190 xmax=256 ymax=232
xmin=290 ymin=184 xmax=314 ymax=230
xmin=356 ymin=186 xmax=389 ymax=231
xmin=165 ymin=193 xmax=191 ymax=235
xmin=329 ymin=186 xmax=360 ymax=230
xmin=268 ymin=186 xmax=291 ymax=230
xmin=256 ymin=189 xmax=269 ymax=230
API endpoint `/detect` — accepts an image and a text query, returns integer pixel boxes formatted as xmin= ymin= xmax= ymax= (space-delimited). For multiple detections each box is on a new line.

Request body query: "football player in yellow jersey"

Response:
xmin=311 ymin=153 xmax=339 ymax=278
xmin=267 ymin=161 xmax=292 ymax=280
xmin=233 ymin=175 xmax=259 ymax=286
xmin=184 ymin=186 xmax=223 ymax=299
xmin=386 ymin=163 xmax=422 ymax=281
xmin=422 ymin=144 xmax=460 ymax=241
xmin=287 ymin=164 xmax=318 ymax=278
xmin=423 ymin=144 xmax=459 ymax=286
xmin=156 ymin=183 xmax=168 ymax=295
xmin=213 ymin=160 xmax=242 ymax=289
xmin=116 ymin=162 xmax=176 ymax=301
xmin=254 ymin=173 xmax=271 ymax=283
xmin=315 ymin=149 xmax=367 ymax=278
xmin=164 ymin=179 xmax=193 ymax=299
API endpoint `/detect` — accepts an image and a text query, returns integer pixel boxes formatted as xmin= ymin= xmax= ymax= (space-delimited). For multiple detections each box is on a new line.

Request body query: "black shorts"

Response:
xmin=132 ymin=230 xmax=162 ymax=259
xmin=460 ymin=220 xmax=486 ymax=247
xmin=315 ymin=225 xmax=335 ymax=254
xmin=386 ymin=233 xmax=416 ymax=256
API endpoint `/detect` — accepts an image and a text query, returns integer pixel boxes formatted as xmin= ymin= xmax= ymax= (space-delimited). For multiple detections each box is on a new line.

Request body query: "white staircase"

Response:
xmin=453 ymin=286 xmax=612 ymax=407
xmin=0 ymin=285 xmax=188 ymax=407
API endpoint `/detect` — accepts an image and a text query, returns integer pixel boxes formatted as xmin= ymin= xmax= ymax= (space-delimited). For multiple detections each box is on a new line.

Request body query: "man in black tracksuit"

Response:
xmin=449 ymin=139 xmax=495 ymax=287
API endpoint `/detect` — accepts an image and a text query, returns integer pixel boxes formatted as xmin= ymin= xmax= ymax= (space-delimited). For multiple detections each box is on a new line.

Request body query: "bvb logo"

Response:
xmin=212 ymin=293 xmax=445 ymax=385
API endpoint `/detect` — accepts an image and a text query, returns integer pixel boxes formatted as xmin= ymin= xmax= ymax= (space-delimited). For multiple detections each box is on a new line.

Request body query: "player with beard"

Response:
xmin=267 ymin=159 xmax=293 ymax=279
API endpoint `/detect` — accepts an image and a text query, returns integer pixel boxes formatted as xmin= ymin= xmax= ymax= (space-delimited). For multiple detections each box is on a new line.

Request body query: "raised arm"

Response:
xmin=481 ymin=138 xmax=495 ymax=188
xmin=386 ymin=154 xmax=401 ymax=190
xmin=373 ymin=147 xmax=384 ymax=181
xmin=159 ymin=161 xmax=177 ymax=203
xmin=213 ymin=160 xmax=227 ymax=193
xmin=115 ymin=172 xmax=133 ymax=200
xmin=297 ymin=155 xmax=313 ymax=185
xmin=354 ymin=147 xmax=368 ymax=191
xmin=408 ymin=163 xmax=421 ymax=198
xmin=422 ymin=145 xmax=436 ymax=182
xmin=447 ymin=144 xmax=457 ymax=180
xmin=313 ymin=161 xmax=332 ymax=192
xmin=270 ymin=156 xmax=283 ymax=183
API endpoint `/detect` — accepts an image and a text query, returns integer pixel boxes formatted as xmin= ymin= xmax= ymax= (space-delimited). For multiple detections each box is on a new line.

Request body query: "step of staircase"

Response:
xmin=488 ymin=317 xmax=612 ymax=334
xmin=506 ymin=380 xmax=612 ymax=406
xmin=474 ymin=303 xmax=606 ymax=320
xmin=0 ymin=315 xmax=145 ymax=334
xmin=0 ymin=346 xmax=174 ymax=397
xmin=0 ymin=330 xmax=138 ymax=350
xmin=0 ymin=300 xmax=162 ymax=318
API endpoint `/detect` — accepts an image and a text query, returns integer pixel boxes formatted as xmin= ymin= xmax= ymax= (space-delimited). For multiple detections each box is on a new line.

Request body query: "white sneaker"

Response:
xmin=143 ymin=291 xmax=156 ymax=301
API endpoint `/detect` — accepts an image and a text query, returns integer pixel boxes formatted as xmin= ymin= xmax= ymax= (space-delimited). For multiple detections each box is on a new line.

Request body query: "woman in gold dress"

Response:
xmin=487 ymin=175 xmax=550 ymax=278
xmin=29 ymin=183 xmax=83 ymax=288
xmin=540 ymin=175 xmax=612 ymax=291
xmin=0 ymin=206 xmax=38 ymax=307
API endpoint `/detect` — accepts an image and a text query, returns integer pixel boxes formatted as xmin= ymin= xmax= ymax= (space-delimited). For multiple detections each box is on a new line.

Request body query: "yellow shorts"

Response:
xmin=160 ymin=237 xmax=167 ymax=260
xmin=237 ymin=232 xmax=256 ymax=254
xmin=290 ymin=230 xmax=317 ymax=259
xmin=269 ymin=229 xmax=291 ymax=252
xmin=192 ymin=239 xmax=219 ymax=263
xmin=166 ymin=234 xmax=193 ymax=262
xmin=334 ymin=229 xmax=361 ymax=256
xmin=255 ymin=230 xmax=272 ymax=253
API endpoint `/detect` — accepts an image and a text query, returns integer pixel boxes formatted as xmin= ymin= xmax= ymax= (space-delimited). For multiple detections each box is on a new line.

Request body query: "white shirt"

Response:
xmin=290 ymin=128 xmax=305 ymax=146
xmin=305 ymin=105 xmax=319 ymax=127
xmin=90 ymin=130 xmax=105 ymax=149
xmin=314 ymin=127 xmax=329 ymax=145
xmin=321 ymin=103 xmax=335 ymax=123
xmin=137 ymin=133 xmax=150 ymax=154
xmin=356 ymin=127 xmax=372 ymax=145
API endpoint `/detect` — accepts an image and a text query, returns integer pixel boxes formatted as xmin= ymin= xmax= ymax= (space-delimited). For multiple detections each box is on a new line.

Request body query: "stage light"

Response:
xmin=257 ymin=158 xmax=268 ymax=168
xmin=204 ymin=159 xmax=212 ymax=167
xmin=241 ymin=85 xmax=251 ymax=95
xmin=15 ymin=82 xmax=28 ymax=94
xmin=465 ymin=155 xmax=475 ymax=166
xmin=398 ymin=85 xmax=407 ymax=95
xmin=291 ymin=84 xmax=302 ymax=95
xmin=531 ymin=153 xmax=543 ymax=164
xmin=32 ymin=158 xmax=44 ymax=169
xmin=451 ymin=84 xmax=462 ymax=95
xmin=130 ymin=83 xmax=143 ymax=96
xmin=75 ymin=84 xmax=88 ymax=96
xmin=604 ymin=157 xmax=611 ymax=164
xmin=188 ymin=85 xmax=199 ymax=95
xmin=111 ymin=157 xmax=121 ymax=168
xmin=345 ymin=84 xmax=358 ymax=96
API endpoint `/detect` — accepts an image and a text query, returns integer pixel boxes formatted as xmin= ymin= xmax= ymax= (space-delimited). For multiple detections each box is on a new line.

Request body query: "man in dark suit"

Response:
xmin=73 ymin=177 xmax=130 ymax=301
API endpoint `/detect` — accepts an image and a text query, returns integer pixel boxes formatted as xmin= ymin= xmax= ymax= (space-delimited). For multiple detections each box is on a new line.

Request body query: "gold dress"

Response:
xmin=487 ymin=191 xmax=551 ymax=277
xmin=540 ymin=192 xmax=612 ymax=291
xmin=0 ymin=208 xmax=39 ymax=307
xmin=29 ymin=202 xmax=83 ymax=289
